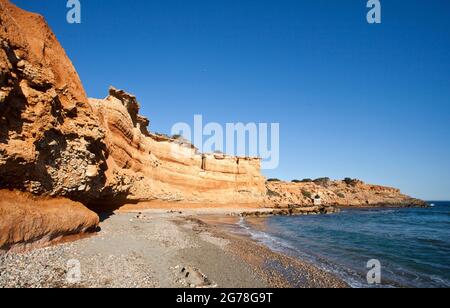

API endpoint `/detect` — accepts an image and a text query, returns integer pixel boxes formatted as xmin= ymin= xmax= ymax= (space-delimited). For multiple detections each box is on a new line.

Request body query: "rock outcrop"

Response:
xmin=0 ymin=0 xmax=104 ymax=250
xmin=0 ymin=190 xmax=99 ymax=252
xmin=265 ymin=179 xmax=428 ymax=208
xmin=0 ymin=0 xmax=106 ymax=201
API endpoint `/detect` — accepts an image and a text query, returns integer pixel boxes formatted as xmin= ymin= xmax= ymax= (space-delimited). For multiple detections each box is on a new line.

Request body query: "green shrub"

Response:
xmin=344 ymin=178 xmax=360 ymax=186
xmin=301 ymin=189 xmax=312 ymax=199
xmin=314 ymin=177 xmax=330 ymax=182
xmin=337 ymin=192 xmax=346 ymax=198
xmin=314 ymin=177 xmax=331 ymax=186
xmin=344 ymin=177 xmax=353 ymax=184
xmin=291 ymin=179 xmax=313 ymax=183
xmin=267 ymin=178 xmax=281 ymax=182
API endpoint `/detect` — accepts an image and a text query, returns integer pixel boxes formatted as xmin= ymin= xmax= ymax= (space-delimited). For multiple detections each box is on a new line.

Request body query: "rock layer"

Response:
xmin=89 ymin=87 xmax=266 ymax=205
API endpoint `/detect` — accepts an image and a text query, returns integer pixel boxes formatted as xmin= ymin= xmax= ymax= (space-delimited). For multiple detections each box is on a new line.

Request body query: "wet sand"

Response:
xmin=0 ymin=211 xmax=347 ymax=288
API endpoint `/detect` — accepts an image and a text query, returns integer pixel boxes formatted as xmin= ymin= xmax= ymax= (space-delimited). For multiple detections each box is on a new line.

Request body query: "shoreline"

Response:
xmin=0 ymin=211 xmax=348 ymax=288
xmin=191 ymin=214 xmax=348 ymax=288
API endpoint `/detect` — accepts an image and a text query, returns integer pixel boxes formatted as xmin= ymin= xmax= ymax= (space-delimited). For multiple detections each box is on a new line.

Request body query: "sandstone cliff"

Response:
xmin=0 ymin=0 xmax=106 ymax=201
xmin=0 ymin=0 xmax=266 ymax=208
xmin=88 ymin=87 xmax=266 ymax=206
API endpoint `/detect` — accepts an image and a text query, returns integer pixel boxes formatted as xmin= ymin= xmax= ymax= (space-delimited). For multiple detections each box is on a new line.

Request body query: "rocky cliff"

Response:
xmin=88 ymin=87 xmax=266 ymax=205
xmin=0 ymin=0 xmax=265 ymax=208
xmin=0 ymin=0 xmax=105 ymax=250
xmin=0 ymin=0 xmax=106 ymax=201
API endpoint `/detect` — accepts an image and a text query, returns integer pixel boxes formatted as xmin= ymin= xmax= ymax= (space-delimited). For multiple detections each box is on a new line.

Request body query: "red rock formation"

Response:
xmin=0 ymin=190 xmax=99 ymax=252
xmin=0 ymin=0 xmax=103 ymax=250
xmin=0 ymin=0 xmax=106 ymax=200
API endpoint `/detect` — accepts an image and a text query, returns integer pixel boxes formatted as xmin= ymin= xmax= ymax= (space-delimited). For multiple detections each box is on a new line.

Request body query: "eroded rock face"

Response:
xmin=89 ymin=87 xmax=267 ymax=205
xmin=0 ymin=0 xmax=107 ymax=202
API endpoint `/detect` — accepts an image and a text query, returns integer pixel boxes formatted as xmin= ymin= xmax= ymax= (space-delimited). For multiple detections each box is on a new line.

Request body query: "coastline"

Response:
xmin=0 ymin=211 xmax=348 ymax=288
xmin=188 ymin=215 xmax=348 ymax=288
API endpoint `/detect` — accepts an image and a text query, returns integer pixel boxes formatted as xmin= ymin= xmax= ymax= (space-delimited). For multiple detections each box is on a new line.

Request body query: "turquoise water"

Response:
xmin=241 ymin=202 xmax=450 ymax=288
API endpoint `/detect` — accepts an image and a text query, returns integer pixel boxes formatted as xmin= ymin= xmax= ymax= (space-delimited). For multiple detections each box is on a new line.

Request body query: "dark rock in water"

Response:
xmin=239 ymin=206 xmax=340 ymax=218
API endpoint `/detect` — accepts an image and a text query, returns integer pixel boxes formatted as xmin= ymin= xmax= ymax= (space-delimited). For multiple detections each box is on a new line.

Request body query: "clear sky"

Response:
xmin=11 ymin=0 xmax=450 ymax=200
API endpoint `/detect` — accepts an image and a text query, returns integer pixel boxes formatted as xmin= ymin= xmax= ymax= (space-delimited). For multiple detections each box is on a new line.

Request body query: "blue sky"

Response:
xmin=12 ymin=0 xmax=450 ymax=200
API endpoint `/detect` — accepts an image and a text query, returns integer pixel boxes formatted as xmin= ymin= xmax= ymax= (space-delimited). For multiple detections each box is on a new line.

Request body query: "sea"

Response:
xmin=237 ymin=202 xmax=450 ymax=288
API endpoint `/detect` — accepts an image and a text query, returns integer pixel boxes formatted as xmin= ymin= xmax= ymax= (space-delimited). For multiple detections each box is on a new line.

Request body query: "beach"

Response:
xmin=0 ymin=210 xmax=347 ymax=288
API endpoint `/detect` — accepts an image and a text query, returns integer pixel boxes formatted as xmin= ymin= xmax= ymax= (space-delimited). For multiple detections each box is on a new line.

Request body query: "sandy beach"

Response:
xmin=0 ymin=210 xmax=347 ymax=288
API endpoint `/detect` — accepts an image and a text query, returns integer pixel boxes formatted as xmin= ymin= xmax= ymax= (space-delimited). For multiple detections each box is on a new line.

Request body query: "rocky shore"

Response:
xmin=239 ymin=205 xmax=341 ymax=218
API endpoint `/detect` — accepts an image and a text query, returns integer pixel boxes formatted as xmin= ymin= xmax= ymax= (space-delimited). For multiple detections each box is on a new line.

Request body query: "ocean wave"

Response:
xmin=237 ymin=218 xmax=296 ymax=252
xmin=234 ymin=206 xmax=450 ymax=288
xmin=236 ymin=218 xmax=377 ymax=288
